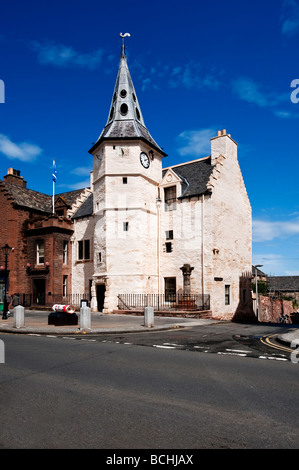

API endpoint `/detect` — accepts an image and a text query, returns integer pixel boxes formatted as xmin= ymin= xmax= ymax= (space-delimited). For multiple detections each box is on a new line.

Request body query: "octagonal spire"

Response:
xmin=89 ymin=35 xmax=166 ymax=156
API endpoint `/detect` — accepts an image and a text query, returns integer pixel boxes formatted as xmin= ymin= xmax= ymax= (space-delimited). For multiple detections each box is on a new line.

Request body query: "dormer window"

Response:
xmin=120 ymin=89 xmax=127 ymax=98
xmin=164 ymin=186 xmax=177 ymax=211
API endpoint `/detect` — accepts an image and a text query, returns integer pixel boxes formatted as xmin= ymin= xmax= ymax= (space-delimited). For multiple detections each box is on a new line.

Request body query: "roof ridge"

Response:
xmin=163 ymin=156 xmax=211 ymax=171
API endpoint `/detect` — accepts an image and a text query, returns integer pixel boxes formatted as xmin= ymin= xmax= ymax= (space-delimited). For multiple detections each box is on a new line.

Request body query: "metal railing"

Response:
xmin=117 ymin=293 xmax=210 ymax=312
xmin=12 ymin=293 xmax=90 ymax=308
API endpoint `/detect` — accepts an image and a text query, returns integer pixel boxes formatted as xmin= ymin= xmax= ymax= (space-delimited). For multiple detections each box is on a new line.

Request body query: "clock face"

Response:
xmin=140 ymin=152 xmax=150 ymax=168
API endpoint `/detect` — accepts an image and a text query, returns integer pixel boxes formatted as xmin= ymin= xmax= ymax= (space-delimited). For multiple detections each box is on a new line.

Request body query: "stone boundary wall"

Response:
xmin=259 ymin=295 xmax=294 ymax=323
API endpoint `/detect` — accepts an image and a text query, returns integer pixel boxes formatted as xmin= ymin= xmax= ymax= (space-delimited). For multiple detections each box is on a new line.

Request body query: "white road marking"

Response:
xmin=217 ymin=352 xmax=247 ymax=357
xmin=226 ymin=348 xmax=251 ymax=354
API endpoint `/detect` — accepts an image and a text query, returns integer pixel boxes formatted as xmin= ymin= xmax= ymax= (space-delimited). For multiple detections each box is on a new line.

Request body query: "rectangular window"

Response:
xmin=78 ymin=239 xmax=90 ymax=260
xmin=84 ymin=239 xmax=90 ymax=260
xmin=36 ymin=241 xmax=44 ymax=265
xmin=164 ymin=186 xmax=177 ymax=211
xmin=225 ymin=285 xmax=230 ymax=305
xmin=165 ymin=242 xmax=172 ymax=253
xmin=63 ymin=241 xmax=68 ymax=264
xmin=123 ymin=222 xmax=129 ymax=232
xmin=63 ymin=275 xmax=68 ymax=297
xmin=122 ymin=177 xmax=127 ymax=184
xmin=165 ymin=230 xmax=173 ymax=240
xmin=165 ymin=277 xmax=176 ymax=301
xmin=78 ymin=240 xmax=83 ymax=260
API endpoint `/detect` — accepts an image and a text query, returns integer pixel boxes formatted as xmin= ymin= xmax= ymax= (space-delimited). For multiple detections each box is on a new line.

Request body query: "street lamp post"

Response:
xmin=2 ymin=244 xmax=12 ymax=320
xmin=254 ymin=264 xmax=263 ymax=322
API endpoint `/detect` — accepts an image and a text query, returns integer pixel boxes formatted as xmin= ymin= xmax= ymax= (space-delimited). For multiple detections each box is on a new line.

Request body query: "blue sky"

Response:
xmin=0 ymin=0 xmax=299 ymax=276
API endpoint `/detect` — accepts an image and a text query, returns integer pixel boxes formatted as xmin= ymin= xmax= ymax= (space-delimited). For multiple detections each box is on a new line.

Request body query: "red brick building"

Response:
xmin=0 ymin=168 xmax=88 ymax=309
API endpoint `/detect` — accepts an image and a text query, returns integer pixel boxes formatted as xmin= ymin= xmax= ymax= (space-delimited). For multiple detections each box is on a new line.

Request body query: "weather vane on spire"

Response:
xmin=120 ymin=32 xmax=131 ymax=56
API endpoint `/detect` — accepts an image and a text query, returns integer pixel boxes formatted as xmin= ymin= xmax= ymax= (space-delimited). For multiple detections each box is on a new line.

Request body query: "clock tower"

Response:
xmin=88 ymin=35 xmax=166 ymax=312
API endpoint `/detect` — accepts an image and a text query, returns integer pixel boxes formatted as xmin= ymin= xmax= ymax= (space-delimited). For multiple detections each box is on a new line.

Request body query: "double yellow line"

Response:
xmin=260 ymin=334 xmax=293 ymax=353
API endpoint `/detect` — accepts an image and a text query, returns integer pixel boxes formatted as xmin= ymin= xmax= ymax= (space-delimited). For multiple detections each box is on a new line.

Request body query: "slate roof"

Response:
xmin=163 ymin=157 xmax=215 ymax=199
xmin=72 ymin=193 xmax=93 ymax=219
xmin=268 ymin=276 xmax=299 ymax=292
xmin=57 ymin=189 xmax=89 ymax=207
xmin=91 ymin=120 xmax=166 ymax=156
xmin=0 ymin=180 xmax=87 ymax=215
xmin=252 ymin=266 xmax=267 ymax=277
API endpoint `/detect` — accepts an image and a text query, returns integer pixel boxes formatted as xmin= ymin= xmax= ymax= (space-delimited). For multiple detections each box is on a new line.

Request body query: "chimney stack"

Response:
xmin=4 ymin=168 xmax=27 ymax=188
xmin=210 ymin=130 xmax=238 ymax=165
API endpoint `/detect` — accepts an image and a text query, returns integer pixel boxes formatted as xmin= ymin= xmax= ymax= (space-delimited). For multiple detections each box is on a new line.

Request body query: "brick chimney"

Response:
xmin=4 ymin=168 xmax=27 ymax=188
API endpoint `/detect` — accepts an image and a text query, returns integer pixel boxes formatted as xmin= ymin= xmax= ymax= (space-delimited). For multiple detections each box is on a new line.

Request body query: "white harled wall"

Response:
xmin=90 ymin=141 xmax=163 ymax=312
xmin=72 ymin=131 xmax=252 ymax=319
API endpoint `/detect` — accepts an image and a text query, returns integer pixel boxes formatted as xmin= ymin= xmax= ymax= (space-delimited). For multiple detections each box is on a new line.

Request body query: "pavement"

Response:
xmin=0 ymin=309 xmax=217 ymax=335
xmin=0 ymin=309 xmax=298 ymax=348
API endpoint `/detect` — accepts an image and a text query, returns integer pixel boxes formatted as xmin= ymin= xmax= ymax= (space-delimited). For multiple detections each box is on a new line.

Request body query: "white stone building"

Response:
xmin=71 ymin=41 xmax=253 ymax=320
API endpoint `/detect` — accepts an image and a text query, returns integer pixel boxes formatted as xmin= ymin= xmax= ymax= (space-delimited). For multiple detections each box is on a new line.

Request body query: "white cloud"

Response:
xmin=232 ymin=78 xmax=268 ymax=107
xmin=232 ymin=77 xmax=288 ymax=108
xmin=31 ymin=41 xmax=104 ymax=69
xmin=63 ymin=178 xmax=91 ymax=190
xmin=71 ymin=166 xmax=91 ymax=176
xmin=252 ymin=253 xmax=285 ymax=276
xmin=177 ymin=128 xmax=215 ymax=157
xmin=273 ymin=109 xmax=299 ymax=119
xmin=253 ymin=217 xmax=299 ymax=242
xmin=169 ymin=61 xmax=220 ymax=90
xmin=281 ymin=0 xmax=299 ymax=36
xmin=134 ymin=58 xmax=220 ymax=92
xmin=0 ymin=134 xmax=42 ymax=162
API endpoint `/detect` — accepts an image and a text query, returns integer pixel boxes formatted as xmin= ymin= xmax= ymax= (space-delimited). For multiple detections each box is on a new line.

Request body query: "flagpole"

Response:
xmin=52 ymin=159 xmax=56 ymax=214
xmin=53 ymin=178 xmax=55 ymax=214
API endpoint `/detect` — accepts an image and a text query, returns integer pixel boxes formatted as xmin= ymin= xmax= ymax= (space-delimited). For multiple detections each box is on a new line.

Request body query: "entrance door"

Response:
xmin=96 ymin=284 xmax=106 ymax=312
xmin=33 ymin=278 xmax=46 ymax=305
xmin=0 ymin=280 xmax=5 ymax=312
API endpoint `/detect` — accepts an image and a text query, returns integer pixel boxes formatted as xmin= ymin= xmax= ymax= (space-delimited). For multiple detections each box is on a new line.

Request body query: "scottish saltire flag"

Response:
xmin=52 ymin=160 xmax=57 ymax=182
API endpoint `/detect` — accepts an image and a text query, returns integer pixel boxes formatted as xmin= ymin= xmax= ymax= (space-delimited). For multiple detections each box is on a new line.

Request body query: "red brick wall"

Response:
xmin=25 ymin=221 xmax=73 ymax=302
xmin=0 ymin=187 xmax=73 ymax=303
xmin=0 ymin=188 xmax=31 ymax=295
xmin=259 ymin=295 xmax=293 ymax=323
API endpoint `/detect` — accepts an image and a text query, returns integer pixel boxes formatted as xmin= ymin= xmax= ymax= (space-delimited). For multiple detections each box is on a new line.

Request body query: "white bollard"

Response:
xmin=80 ymin=306 xmax=91 ymax=330
xmin=14 ymin=305 xmax=25 ymax=329
xmin=144 ymin=306 xmax=154 ymax=327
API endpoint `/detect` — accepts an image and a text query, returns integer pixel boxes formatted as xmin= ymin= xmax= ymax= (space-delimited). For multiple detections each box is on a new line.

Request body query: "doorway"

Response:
xmin=96 ymin=284 xmax=106 ymax=312
xmin=33 ymin=278 xmax=46 ymax=305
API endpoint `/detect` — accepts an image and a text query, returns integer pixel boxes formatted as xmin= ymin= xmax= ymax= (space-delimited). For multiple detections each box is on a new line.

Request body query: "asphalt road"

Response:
xmin=40 ymin=321 xmax=296 ymax=362
xmin=1 ymin=323 xmax=298 ymax=450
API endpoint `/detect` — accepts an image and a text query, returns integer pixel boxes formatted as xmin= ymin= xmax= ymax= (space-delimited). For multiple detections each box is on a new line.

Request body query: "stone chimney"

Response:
xmin=210 ymin=130 xmax=238 ymax=166
xmin=4 ymin=168 xmax=27 ymax=188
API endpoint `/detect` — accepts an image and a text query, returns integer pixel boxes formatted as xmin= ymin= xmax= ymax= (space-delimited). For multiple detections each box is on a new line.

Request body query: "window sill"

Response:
xmin=75 ymin=259 xmax=92 ymax=264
